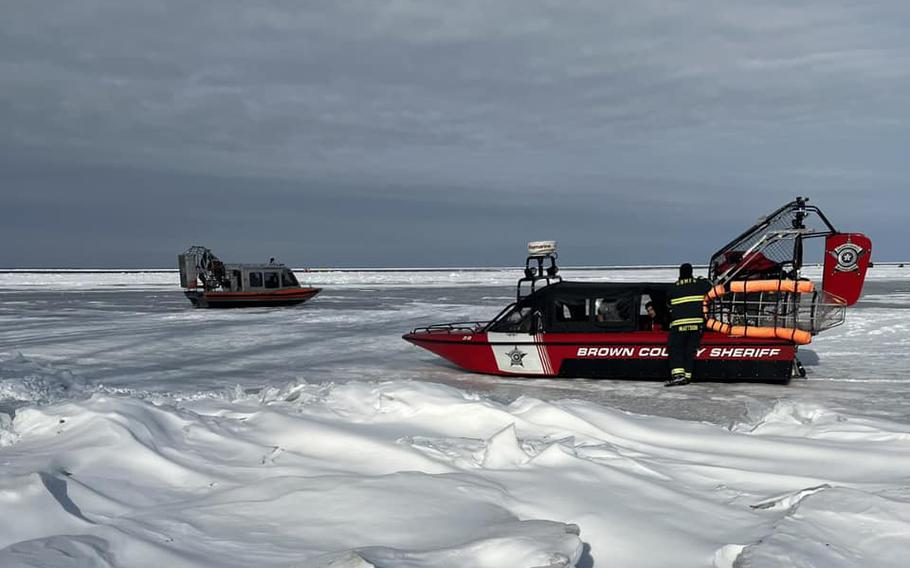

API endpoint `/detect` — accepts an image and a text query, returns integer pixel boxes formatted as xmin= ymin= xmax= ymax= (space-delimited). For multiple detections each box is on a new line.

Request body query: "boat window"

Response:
xmin=489 ymin=306 xmax=541 ymax=333
xmin=594 ymin=297 xmax=631 ymax=323
xmin=264 ymin=272 xmax=280 ymax=289
xmin=249 ymin=272 xmax=263 ymax=288
xmin=555 ymin=298 xmax=588 ymax=322
xmin=281 ymin=270 xmax=299 ymax=287
xmin=231 ymin=270 xmax=241 ymax=291
xmin=592 ymin=296 xmax=635 ymax=330
xmin=544 ymin=292 xmax=638 ymax=332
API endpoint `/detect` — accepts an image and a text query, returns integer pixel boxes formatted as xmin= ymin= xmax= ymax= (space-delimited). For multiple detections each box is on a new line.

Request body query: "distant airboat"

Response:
xmin=178 ymin=246 xmax=320 ymax=308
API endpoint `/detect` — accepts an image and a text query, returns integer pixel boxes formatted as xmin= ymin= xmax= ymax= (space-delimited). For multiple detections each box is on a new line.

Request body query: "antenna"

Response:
xmin=518 ymin=241 xmax=561 ymax=300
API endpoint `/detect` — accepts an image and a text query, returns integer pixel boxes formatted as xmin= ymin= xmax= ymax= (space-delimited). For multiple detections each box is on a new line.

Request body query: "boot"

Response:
xmin=665 ymin=373 xmax=690 ymax=387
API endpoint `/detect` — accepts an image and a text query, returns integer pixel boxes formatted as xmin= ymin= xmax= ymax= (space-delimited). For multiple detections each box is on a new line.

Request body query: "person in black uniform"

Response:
xmin=666 ymin=263 xmax=713 ymax=386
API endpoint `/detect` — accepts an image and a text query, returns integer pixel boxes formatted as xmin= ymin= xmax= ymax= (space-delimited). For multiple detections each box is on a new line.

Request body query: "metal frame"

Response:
xmin=709 ymin=197 xmax=840 ymax=284
xmin=517 ymin=252 xmax=562 ymax=301
xmin=706 ymin=290 xmax=847 ymax=336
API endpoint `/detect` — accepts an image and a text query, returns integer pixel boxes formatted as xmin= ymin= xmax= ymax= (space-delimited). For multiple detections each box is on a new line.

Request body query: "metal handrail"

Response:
xmin=409 ymin=321 xmax=489 ymax=334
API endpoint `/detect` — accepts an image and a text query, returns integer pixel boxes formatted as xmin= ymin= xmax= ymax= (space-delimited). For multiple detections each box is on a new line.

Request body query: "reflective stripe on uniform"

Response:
xmin=670 ymin=295 xmax=705 ymax=305
xmin=671 ymin=368 xmax=686 ymax=375
xmin=670 ymin=317 xmax=704 ymax=327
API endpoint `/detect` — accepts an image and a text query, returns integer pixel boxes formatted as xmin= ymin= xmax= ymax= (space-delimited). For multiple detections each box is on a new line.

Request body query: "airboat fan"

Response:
xmin=704 ymin=197 xmax=872 ymax=344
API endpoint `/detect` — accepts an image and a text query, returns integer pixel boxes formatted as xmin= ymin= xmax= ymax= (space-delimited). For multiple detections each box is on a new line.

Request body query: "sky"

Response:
xmin=1 ymin=0 xmax=908 ymax=268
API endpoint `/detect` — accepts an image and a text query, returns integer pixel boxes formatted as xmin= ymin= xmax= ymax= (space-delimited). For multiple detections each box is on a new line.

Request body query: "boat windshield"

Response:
xmin=488 ymin=305 xmax=541 ymax=333
xmin=281 ymin=269 xmax=299 ymax=287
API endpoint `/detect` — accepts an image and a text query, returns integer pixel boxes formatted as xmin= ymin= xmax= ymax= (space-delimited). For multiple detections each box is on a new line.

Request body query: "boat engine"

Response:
xmin=704 ymin=198 xmax=871 ymax=344
xmin=178 ymin=246 xmax=227 ymax=291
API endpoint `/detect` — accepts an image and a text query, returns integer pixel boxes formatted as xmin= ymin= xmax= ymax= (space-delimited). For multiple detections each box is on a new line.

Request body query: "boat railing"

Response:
xmin=706 ymin=289 xmax=847 ymax=334
xmin=410 ymin=321 xmax=489 ymax=334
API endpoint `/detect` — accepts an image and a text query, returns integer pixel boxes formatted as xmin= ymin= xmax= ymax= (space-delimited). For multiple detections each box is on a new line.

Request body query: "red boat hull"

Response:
xmin=403 ymin=329 xmax=797 ymax=382
xmin=185 ymin=287 xmax=321 ymax=308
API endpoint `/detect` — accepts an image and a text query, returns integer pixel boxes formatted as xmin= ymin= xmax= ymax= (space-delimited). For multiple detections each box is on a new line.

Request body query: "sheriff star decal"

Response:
xmin=829 ymin=241 xmax=867 ymax=272
xmin=506 ymin=346 xmax=527 ymax=367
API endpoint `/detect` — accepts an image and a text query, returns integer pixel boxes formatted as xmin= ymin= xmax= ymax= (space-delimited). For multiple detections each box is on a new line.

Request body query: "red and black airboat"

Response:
xmin=403 ymin=198 xmax=871 ymax=382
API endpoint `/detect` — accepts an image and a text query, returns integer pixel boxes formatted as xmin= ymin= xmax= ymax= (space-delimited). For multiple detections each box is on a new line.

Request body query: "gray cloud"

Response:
xmin=1 ymin=1 xmax=908 ymax=266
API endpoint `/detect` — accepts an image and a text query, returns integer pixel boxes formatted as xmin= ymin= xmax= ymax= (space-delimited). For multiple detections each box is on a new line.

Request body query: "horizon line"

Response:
xmin=0 ymin=261 xmax=905 ymax=274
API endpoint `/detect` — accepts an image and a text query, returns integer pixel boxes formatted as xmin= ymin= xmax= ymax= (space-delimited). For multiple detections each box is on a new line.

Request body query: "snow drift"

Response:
xmin=3 ymin=365 xmax=910 ymax=567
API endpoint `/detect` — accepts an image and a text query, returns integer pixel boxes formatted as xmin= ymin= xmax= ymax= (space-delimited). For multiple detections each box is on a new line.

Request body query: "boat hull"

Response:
xmin=403 ymin=329 xmax=796 ymax=382
xmin=185 ymin=288 xmax=321 ymax=308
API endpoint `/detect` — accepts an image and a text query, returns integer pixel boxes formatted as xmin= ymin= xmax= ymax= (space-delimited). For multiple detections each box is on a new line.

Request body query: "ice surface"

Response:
xmin=2 ymin=266 xmax=910 ymax=567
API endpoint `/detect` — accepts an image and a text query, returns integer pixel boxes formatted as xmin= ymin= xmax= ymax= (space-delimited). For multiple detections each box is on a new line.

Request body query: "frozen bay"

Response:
xmin=2 ymin=267 xmax=910 ymax=567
